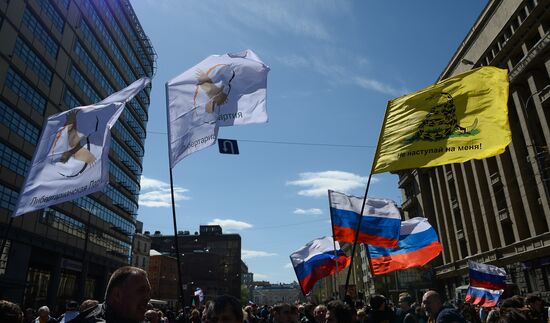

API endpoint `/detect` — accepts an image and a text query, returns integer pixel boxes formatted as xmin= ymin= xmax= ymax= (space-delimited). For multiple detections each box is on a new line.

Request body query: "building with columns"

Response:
xmin=398 ymin=0 xmax=550 ymax=300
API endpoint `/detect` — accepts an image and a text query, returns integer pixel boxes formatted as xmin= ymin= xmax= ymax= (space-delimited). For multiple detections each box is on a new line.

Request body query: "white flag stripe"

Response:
xmin=400 ymin=217 xmax=432 ymax=235
xmin=329 ymin=190 xmax=401 ymax=220
xmin=290 ymin=236 xmax=339 ymax=265
xmin=166 ymin=49 xmax=269 ymax=167
xmin=468 ymin=260 xmax=507 ymax=276
xmin=12 ymin=78 xmax=150 ymax=217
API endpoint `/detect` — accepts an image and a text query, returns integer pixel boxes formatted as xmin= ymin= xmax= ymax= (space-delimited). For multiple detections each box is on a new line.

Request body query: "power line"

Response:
xmin=147 ymin=131 xmax=376 ymax=149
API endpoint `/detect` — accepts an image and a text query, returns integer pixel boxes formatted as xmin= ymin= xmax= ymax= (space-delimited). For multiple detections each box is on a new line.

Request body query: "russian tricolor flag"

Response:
xmin=290 ymin=236 xmax=351 ymax=295
xmin=367 ymin=217 xmax=442 ymax=275
xmin=329 ymin=190 xmax=401 ymax=248
xmin=465 ymin=261 xmax=506 ymax=307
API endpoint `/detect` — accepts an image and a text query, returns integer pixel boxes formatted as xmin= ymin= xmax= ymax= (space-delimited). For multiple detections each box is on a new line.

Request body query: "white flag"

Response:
xmin=12 ymin=77 xmax=151 ymax=217
xmin=166 ymin=49 xmax=269 ymax=167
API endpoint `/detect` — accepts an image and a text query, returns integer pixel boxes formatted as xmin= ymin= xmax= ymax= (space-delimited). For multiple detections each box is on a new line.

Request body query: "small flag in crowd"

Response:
xmin=372 ymin=66 xmax=510 ymax=174
xmin=465 ymin=261 xmax=506 ymax=307
xmin=367 ymin=217 xmax=442 ymax=275
xmin=290 ymin=236 xmax=351 ymax=296
xmin=329 ymin=190 xmax=401 ymax=248
xmin=12 ymin=77 xmax=151 ymax=217
xmin=166 ymin=49 xmax=269 ymax=167
xmin=194 ymin=287 xmax=204 ymax=303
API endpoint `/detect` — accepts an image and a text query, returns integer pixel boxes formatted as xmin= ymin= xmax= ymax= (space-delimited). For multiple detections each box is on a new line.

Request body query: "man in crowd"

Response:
xmin=73 ymin=266 xmax=151 ymax=323
xmin=312 ymin=305 xmax=326 ymax=323
xmin=325 ymin=300 xmax=353 ymax=323
xmin=36 ymin=306 xmax=57 ymax=323
xmin=526 ymin=294 xmax=549 ymax=322
xmin=203 ymin=295 xmax=243 ymax=323
xmin=0 ymin=300 xmax=23 ymax=323
xmin=272 ymin=303 xmax=292 ymax=323
xmin=421 ymin=290 xmax=464 ymax=323
xmin=395 ymin=292 xmax=416 ymax=323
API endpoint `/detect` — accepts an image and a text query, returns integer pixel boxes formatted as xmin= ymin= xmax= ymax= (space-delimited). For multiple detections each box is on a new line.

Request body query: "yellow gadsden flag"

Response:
xmin=372 ymin=66 xmax=510 ymax=174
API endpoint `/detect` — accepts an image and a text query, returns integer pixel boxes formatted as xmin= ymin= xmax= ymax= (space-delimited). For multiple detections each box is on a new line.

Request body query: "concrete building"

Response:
xmin=148 ymin=250 xmax=178 ymax=308
xmin=132 ymin=221 xmax=151 ymax=271
xmin=148 ymin=225 xmax=242 ymax=306
xmin=398 ymin=0 xmax=550 ymax=301
xmin=0 ymin=0 xmax=155 ymax=310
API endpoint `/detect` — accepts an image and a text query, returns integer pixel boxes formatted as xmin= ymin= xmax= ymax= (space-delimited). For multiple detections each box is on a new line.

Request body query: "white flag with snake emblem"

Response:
xmin=166 ymin=49 xmax=270 ymax=167
xmin=12 ymin=77 xmax=150 ymax=217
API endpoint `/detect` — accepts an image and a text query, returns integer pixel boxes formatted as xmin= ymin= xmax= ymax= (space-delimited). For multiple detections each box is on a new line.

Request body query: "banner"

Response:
xmin=12 ymin=77 xmax=151 ymax=217
xmin=166 ymin=49 xmax=269 ymax=167
xmin=372 ymin=67 xmax=510 ymax=173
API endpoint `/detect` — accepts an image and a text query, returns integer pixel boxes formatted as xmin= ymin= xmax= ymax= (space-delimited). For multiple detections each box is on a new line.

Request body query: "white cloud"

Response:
xmin=139 ymin=176 xmax=190 ymax=208
xmin=287 ymin=171 xmax=376 ymax=197
xmin=284 ymin=263 xmax=293 ymax=269
xmin=354 ymin=76 xmax=408 ymax=97
xmin=208 ymin=218 xmax=253 ymax=231
xmin=254 ymin=273 xmax=270 ymax=280
xmin=242 ymin=250 xmax=277 ymax=259
xmin=294 ymin=208 xmax=323 ymax=215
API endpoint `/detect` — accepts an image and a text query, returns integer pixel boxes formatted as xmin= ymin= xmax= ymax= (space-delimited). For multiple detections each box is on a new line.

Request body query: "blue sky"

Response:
xmin=131 ymin=0 xmax=487 ymax=283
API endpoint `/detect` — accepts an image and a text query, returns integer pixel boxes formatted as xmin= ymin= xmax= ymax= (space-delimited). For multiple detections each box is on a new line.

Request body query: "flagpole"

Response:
xmin=169 ymin=167 xmax=185 ymax=308
xmin=327 ymin=190 xmax=340 ymax=299
xmin=343 ymin=173 xmax=375 ymax=298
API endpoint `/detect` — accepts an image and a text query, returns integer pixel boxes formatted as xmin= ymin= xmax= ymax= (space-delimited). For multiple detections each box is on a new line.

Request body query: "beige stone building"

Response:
xmin=398 ymin=0 xmax=550 ymax=300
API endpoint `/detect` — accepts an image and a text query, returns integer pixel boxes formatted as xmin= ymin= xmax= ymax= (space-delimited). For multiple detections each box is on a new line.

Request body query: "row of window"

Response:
xmin=74 ymin=196 xmax=135 ymax=235
xmin=103 ymin=184 xmax=138 ymax=217
xmin=0 ymin=142 xmax=30 ymax=177
xmin=63 ymin=89 xmax=81 ymax=110
xmin=6 ymin=68 xmax=47 ymax=115
xmin=0 ymin=185 xmax=19 ymax=212
xmin=74 ymin=40 xmax=115 ymax=97
xmin=114 ymin=122 xmax=144 ymax=158
xmin=0 ymin=100 xmax=39 ymax=145
xmin=123 ymin=108 xmax=146 ymax=142
xmin=41 ymin=208 xmax=131 ymax=261
xmin=110 ymin=161 xmax=140 ymax=198
xmin=14 ymin=37 xmax=53 ymax=86
xmin=111 ymin=138 xmax=143 ymax=178
xmin=80 ymin=2 xmax=136 ymax=83
xmin=22 ymin=9 xmax=58 ymax=58
xmin=78 ymin=19 xmax=149 ymax=123
xmin=69 ymin=65 xmax=101 ymax=103
xmin=39 ymin=0 xmax=64 ymax=33
xmin=57 ymin=0 xmax=69 ymax=9
xmin=94 ymin=0 xmax=145 ymax=77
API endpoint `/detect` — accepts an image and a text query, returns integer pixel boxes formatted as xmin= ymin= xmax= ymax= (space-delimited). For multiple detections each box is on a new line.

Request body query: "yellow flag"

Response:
xmin=372 ymin=67 xmax=510 ymax=174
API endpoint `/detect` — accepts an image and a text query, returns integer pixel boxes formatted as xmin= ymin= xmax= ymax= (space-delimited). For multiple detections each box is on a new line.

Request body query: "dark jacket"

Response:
xmin=434 ymin=307 xmax=465 ymax=323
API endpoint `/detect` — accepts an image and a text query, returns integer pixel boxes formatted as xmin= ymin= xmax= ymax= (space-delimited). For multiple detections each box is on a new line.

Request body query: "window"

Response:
xmin=69 ymin=65 xmax=100 ymax=103
xmin=0 ymin=100 xmax=39 ymax=144
xmin=0 ymin=240 xmax=10 ymax=275
xmin=14 ymin=37 xmax=53 ymax=85
xmin=63 ymin=89 xmax=81 ymax=109
xmin=39 ymin=0 xmax=64 ymax=32
xmin=5 ymin=68 xmax=47 ymax=114
xmin=0 ymin=185 xmax=19 ymax=212
xmin=22 ymin=9 xmax=59 ymax=57
xmin=0 ymin=142 xmax=30 ymax=176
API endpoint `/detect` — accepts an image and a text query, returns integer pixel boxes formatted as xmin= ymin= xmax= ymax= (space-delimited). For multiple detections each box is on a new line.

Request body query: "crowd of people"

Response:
xmin=0 ymin=266 xmax=548 ymax=323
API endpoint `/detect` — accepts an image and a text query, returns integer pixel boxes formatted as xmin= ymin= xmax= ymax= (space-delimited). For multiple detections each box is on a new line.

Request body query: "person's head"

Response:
xmin=421 ymin=290 xmax=443 ymax=318
xmin=105 ymin=266 xmax=151 ymax=322
xmin=303 ymin=303 xmax=315 ymax=318
xmin=501 ymin=296 xmax=524 ymax=309
xmin=37 ymin=306 xmax=50 ymax=319
xmin=398 ymin=292 xmax=413 ymax=310
xmin=369 ymin=294 xmax=387 ymax=311
xmin=23 ymin=308 xmax=34 ymax=320
xmin=203 ymin=295 xmax=244 ymax=323
xmin=313 ymin=304 xmax=326 ymax=323
xmin=79 ymin=299 xmax=99 ymax=312
xmin=290 ymin=305 xmax=299 ymax=323
xmin=66 ymin=300 xmax=79 ymax=312
xmin=272 ymin=303 xmax=292 ymax=323
xmin=0 ymin=300 xmax=23 ymax=323
xmin=145 ymin=309 xmax=159 ymax=323
xmin=525 ymin=294 xmax=544 ymax=313
xmin=325 ymin=300 xmax=353 ymax=323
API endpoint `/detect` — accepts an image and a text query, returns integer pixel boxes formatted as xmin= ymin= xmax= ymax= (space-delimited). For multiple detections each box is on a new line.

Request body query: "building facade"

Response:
xmin=253 ymin=283 xmax=303 ymax=305
xmin=148 ymin=250 xmax=178 ymax=308
xmin=132 ymin=221 xmax=151 ymax=272
xmin=149 ymin=225 xmax=242 ymax=306
xmin=398 ymin=0 xmax=550 ymax=301
xmin=0 ymin=0 xmax=155 ymax=311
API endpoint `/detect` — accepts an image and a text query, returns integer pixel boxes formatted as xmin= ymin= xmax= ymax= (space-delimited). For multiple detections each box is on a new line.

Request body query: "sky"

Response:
xmin=131 ymin=0 xmax=488 ymax=283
